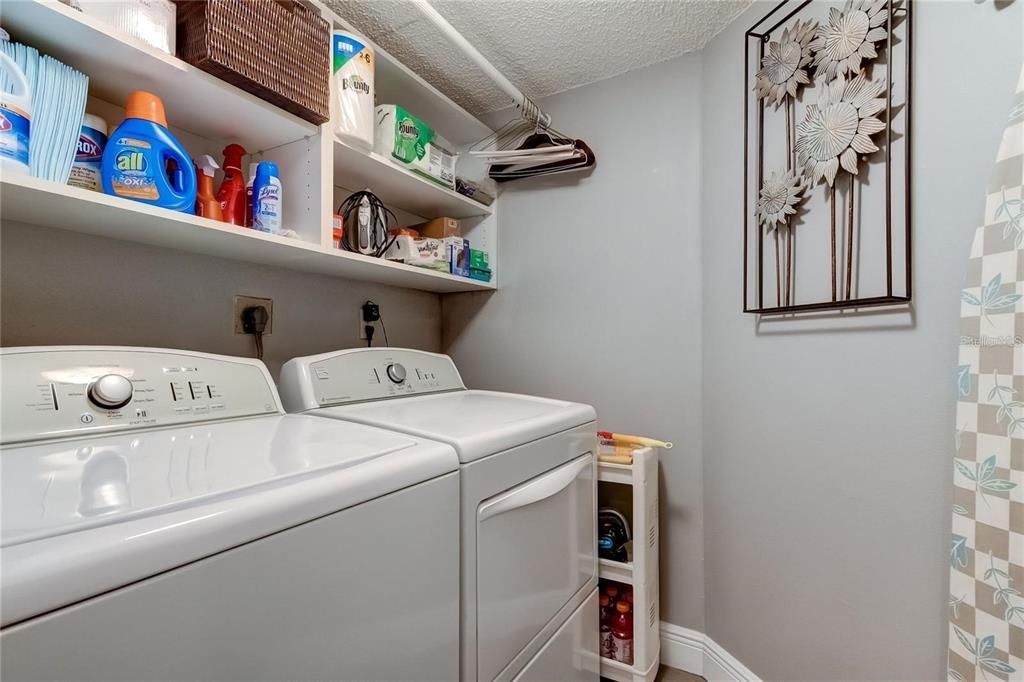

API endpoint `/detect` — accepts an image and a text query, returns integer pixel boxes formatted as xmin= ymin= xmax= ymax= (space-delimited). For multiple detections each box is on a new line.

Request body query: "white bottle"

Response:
xmin=0 ymin=50 xmax=32 ymax=176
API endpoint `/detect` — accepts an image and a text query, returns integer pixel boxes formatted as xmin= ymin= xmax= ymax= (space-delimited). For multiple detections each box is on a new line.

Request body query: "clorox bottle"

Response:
xmin=0 ymin=50 xmax=32 ymax=176
xmin=101 ymin=91 xmax=196 ymax=213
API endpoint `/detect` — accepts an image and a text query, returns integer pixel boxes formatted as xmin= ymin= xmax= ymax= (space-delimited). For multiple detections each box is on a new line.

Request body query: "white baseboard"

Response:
xmin=659 ymin=622 xmax=761 ymax=682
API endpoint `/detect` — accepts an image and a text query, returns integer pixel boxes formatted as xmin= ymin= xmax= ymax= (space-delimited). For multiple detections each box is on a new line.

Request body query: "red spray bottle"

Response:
xmin=217 ymin=143 xmax=247 ymax=225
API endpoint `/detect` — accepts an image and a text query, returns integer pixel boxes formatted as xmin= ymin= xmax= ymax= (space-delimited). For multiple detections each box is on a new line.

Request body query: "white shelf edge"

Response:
xmin=600 ymin=655 xmax=660 ymax=682
xmin=0 ymin=175 xmax=496 ymax=295
xmin=598 ymin=558 xmax=634 ymax=585
xmin=598 ymin=461 xmax=634 ymax=485
xmin=1 ymin=0 xmax=318 ymax=151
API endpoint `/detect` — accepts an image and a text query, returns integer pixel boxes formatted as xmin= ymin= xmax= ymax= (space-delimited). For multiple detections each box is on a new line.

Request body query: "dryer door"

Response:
xmin=476 ymin=453 xmax=596 ymax=681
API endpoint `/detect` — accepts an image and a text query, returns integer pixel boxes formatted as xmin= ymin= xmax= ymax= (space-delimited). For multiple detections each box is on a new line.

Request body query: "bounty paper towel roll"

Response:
xmin=332 ymin=31 xmax=374 ymax=150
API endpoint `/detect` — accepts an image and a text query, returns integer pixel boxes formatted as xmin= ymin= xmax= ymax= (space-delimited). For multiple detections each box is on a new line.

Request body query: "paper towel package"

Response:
xmin=375 ymin=104 xmax=456 ymax=189
xmin=332 ymin=31 xmax=374 ymax=150
xmin=76 ymin=0 xmax=176 ymax=55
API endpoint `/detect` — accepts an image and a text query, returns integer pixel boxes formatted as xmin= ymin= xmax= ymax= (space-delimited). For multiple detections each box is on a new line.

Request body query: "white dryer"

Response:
xmin=280 ymin=348 xmax=600 ymax=682
xmin=0 ymin=346 xmax=461 ymax=681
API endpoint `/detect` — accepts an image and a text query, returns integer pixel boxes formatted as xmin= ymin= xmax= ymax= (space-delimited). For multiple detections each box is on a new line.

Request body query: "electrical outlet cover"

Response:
xmin=234 ymin=295 xmax=273 ymax=335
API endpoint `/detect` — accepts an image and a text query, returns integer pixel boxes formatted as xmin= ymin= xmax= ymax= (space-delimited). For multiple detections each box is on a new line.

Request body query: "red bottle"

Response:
xmin=599 ymin=594 xmax=613 ymax=659
xmin=217 ymin=143 xmax=247 ymax=225
xmin=610 ymin=601 xmax=633 ymax=665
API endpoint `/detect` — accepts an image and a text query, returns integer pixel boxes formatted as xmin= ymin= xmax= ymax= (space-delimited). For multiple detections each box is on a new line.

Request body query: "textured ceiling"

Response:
xmin=327 ymin=0 xmax=752 ymax=115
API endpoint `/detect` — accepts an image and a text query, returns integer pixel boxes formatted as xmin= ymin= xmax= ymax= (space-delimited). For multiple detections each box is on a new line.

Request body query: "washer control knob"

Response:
xmin=386 ymin=363 xmax=407 ymax=384
xmin=87 ymin=374 xmax=133 ymax=410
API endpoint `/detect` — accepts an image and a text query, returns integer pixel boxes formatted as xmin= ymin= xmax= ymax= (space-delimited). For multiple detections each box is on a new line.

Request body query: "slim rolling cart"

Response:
xmin=597 ymin=446 xmax=660 ymax=682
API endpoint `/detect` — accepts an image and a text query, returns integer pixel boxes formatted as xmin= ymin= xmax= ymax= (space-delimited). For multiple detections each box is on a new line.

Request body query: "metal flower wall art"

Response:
xmin=795 ymin=73 xmax=887 ymax=187
xmin=809 ymin=0 xmax=897 ymax=81
xmin=743 ymin=0 xmax=911 ymax=315
xmin=757 ymin=169 xmax=809 ymax=306
xmin=755 ymin=19 xmax=818 ymax=107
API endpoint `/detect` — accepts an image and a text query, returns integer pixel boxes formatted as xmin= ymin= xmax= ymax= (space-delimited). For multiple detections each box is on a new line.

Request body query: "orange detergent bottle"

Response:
xmin=195 ymin=155 xmax=223 ymax=221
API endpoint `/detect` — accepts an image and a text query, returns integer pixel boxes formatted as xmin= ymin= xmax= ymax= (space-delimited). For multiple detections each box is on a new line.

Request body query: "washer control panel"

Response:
xmin=280 ymin=348 xmax=465 ymax=409
xmin=1 ymin=348 xmax=281 ymax=445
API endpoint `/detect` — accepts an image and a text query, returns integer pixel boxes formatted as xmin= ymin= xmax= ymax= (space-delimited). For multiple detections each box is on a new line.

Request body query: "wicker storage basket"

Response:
xmin=175 ymin=0 xmax=329 ymax=125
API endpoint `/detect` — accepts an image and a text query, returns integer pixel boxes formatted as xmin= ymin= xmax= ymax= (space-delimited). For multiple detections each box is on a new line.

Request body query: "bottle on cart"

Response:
xmin=610 ymin=600 xmax=634 ymax=665
xmin=599 ymin=594 xmax=613 ymax=659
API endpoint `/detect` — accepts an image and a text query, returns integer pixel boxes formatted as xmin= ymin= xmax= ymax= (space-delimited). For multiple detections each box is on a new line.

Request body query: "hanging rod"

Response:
xmin=409 ymin=0 xmax=552 ymax=128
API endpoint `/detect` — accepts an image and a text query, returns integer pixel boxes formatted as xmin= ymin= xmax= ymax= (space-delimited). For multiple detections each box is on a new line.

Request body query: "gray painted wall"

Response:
xmin=443 ymin=53 xmax=707 ymax=631
xmin=0 ymin=222 xmax=441 ymax=377
xmin=700 ymin=1 xmax=1022 ymax=680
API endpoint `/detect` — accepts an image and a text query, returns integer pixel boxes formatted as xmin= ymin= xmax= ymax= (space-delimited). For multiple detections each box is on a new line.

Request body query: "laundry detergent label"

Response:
xmin=108 ymin=140 xmax=159 ymax=201
xmin=0 ymin=102 xmax=30 ymax=168
xmin=68 ymin=124 xmax=107 ymax=192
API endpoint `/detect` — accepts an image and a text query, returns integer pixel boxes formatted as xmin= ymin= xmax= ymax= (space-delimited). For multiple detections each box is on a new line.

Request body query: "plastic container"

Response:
xmin=244 ymin=162 xmax=258 ymax=228
xmin=599 ymin=594 xmax=613 ymax=659
xmin=0 ymin=50 xmax=32 ymax=176
xmin=251 ymin=161 xmax=282 ymax=233
xmin=217 ymin=143 xmax=247 ymax=225
xmin=68 ymin=114 xmax=108 ymax=192
xmin=195 ymin=154 xmax=222 ymax=220
xmin=610 ymin=600 xmax=634 ymax=665
xmin=101 ymin=91 xmax=197 ymax=213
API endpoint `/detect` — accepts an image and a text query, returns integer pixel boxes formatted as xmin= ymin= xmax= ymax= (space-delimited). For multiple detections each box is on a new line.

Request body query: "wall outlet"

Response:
xmin=358 ymin=319 xmax=375 ymax=340
xmin=234 ymin=295 xmax=273 ymax=335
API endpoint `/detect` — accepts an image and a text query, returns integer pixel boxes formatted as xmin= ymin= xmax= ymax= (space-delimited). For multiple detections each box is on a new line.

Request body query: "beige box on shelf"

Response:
xmin=410 ymin=217 xmax=461 ymax=239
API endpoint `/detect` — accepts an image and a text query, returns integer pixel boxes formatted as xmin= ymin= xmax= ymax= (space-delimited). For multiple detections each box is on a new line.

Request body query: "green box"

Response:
xmin=468 ymin=248 xmax=489 ymax=271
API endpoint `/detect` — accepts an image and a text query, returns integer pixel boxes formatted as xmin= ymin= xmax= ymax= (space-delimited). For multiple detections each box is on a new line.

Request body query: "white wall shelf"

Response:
xmin=599 ymin=448 xmax=660 ymax=682
xmin=333 ymin=139 xmax=492 ymax=220
xmin=0 ymin=0 xmax=317 ymax=152
xmin=0 ymin=175 xmax=495 ymax=294
xmin=0 ymin=0 xmax=500 ymax=295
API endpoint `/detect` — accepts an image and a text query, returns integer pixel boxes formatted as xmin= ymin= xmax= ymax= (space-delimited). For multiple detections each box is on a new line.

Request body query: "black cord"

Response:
xmin=337 ymin=191 xmax=398 ymax=258
xmin=364 ymin=299 xmax=389 ymax=347
xmin=254 ymin=332 xmax=264 ymax=359
xmin=379 ymin=314 xmax=390 ymax=346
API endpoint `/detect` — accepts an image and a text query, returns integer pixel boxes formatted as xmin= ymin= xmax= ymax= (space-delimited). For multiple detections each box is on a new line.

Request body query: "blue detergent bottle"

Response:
xmin=101 ymin=91 xmax=196 ymax=213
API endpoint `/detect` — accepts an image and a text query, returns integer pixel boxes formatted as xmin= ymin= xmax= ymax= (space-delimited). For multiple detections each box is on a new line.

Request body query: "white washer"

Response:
xmin=280 ymin=348 xmax=600 ymax=682
xmin=1 ymin=346 xmax=461 ymax=681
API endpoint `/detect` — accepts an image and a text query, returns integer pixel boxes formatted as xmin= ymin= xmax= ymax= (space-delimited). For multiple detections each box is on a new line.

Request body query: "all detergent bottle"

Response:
xmin=101 ymin=91 xmax=196 ymax=213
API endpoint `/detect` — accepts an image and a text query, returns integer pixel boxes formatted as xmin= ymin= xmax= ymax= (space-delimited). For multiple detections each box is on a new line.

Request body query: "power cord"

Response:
xmin=362 ymin=300 xmax=389 ymax=347
xmin=242 ymin=305 xmax=270 ymax=359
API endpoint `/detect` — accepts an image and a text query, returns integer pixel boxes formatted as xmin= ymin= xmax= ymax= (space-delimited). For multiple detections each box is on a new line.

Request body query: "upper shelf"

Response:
xmin=0 ymin=175 xmax=495 ymax=294
xmin=0 ymin=0 xmax=317 ymax=151
xmin=333 ymin=138 xmax=493 ymax=219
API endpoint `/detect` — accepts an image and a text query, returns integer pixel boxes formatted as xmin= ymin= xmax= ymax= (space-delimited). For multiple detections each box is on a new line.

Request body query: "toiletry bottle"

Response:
xmin=599 ymin=594 xmax=613 ymax=659
xmin=0 ymin=50 xmax=32 ymax=176
xmin=68 ymin=113 xmax=107 ymax=192
xmin=101 ymin=91 xmax=197 ymax=212
xmin=217 ymin=143 xmax=247 ymax=225
xmin=610 ymin=601 xmax=633 ymax=665
xmin=244 ymin=161 xmax=258 ymax=228
xmin=195 ymin=154 xmax=223 ymax=221
xmin=252 ymin=161 xmax=282 ymax=234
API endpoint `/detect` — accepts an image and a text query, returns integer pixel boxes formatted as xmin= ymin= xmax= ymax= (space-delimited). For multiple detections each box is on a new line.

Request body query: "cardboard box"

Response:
xmin=410 ymin=217 xmax=461 ymax=239
xmin=450 ymin=239 xmax=469 ymax=277
xmin=469 ymin=248 xmax=489 ymax=271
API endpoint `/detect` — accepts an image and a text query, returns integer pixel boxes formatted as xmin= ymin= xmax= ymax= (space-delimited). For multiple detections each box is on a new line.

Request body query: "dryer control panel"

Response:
xmin=279 ymin=348 xmax=466 ymax=410
xmin=1 ymin=347 xmax=281 ymax=445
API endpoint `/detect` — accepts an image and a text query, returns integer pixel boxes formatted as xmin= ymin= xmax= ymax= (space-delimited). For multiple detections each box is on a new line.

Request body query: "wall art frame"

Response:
xmin=742 ymin=0 xmax=913 ymax=315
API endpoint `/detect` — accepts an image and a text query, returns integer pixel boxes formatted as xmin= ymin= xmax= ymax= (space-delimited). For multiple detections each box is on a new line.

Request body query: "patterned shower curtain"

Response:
xmin=950 ymin=66 xmax=1024 ymax=682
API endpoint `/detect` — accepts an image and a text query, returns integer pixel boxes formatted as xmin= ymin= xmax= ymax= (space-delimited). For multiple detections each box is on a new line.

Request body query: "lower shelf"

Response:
xmin=600 ymin=653 xmax=660 ymax=682
xmin=0 ymin=175 xmax=496 ymax=294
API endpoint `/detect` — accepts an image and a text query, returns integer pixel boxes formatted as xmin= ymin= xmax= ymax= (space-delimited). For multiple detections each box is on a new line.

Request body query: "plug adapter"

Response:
xmin=242 ymin=305 xmax=270 ymax=334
